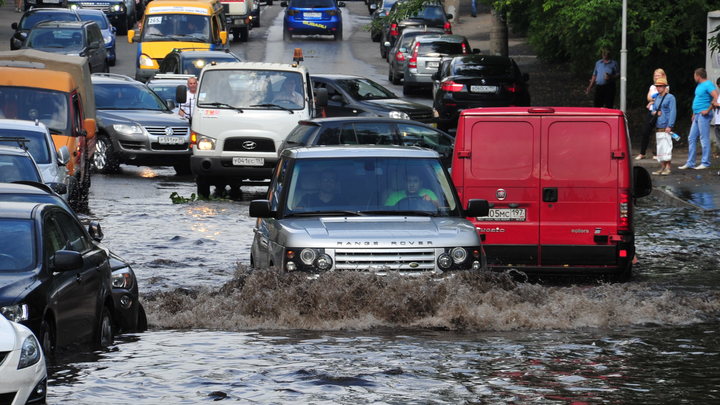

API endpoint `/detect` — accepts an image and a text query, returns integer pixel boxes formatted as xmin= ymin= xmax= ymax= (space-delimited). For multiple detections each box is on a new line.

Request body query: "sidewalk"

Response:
xmin=451 ymin=3 xmax=720 ymax=212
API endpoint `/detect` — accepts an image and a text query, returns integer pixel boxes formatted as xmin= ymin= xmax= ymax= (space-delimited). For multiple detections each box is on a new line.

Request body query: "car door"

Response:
xmin=87 ymin=24 xmax=107 ymax=72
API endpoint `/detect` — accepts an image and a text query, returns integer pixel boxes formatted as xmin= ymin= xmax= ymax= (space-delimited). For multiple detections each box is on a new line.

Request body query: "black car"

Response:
xmin=22 ymin=0 xmax=69 ymax=12
xmin=158 ymin=49 xmax=241 ymax=77
xmin=432 ymin=54 xmax=530 ymax=131
xmin=0 ymin=201 xmax=114 ymax=354
xmin=91 ymin=73 xmax=191 ymax=174
xmin=0 ymin=182 xmax=147 ymax=334
xmin=68 ymin=0 xmax=138 ymax=35
xmin=9 ymin=7 xmax=80 ymax=50
xmin=369 ymin=0 xmax=397 ymax=42
xmin=379 ymin=1 xmax=452 ymax=59
xmin=278 ymin=117 xmax=454 ymax=168
xmin=311 ymin=74 xmax=435 ymax=125
xmin=22 ymin=21 xmax=109 ymax=74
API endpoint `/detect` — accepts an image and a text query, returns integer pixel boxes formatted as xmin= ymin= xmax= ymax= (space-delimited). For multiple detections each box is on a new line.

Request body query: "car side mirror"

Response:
xmin=219 ymin=30 xmax=228 ymax=45
xmin=249 ymin=200 xmax=272 ymax=218
xmin=53 ymin=250 xmax=83 ymax=272
xmin=338 ymin=1 xmax=345 ymax=6
xmin=87 ymin=220 xmax=104 ymax=242
xmin=176 ymin=85 xmax=187 ymax=104
xmin=57 ymin=146 xmax=70 ymax=166
xmin=48 ymin=182 xmax=68 ymax=195
xmin=314 ymin=87 xmax=328 ymax=108
xmin=12 ymin=22 xmax=19 ymax=30
xmin=166 ymin=99 xmax=176 ymax=110
xmin=446 ymin=13 xmax=453 ymax=20
xmin=369 ymin=3 xmax=376 ymax=9
xmin=281 ymin=1 xmax=287 ymax=6
xmin=83 ymin=118 xmax=97 ymax=139
xmin=465 ymin=199 xmax=490 ymax=218
xmin=127 ymin=29 xmax=135 ymax=43
xmin=633 ymin=166 xmax=652 ymax=198
xmin=522 ymin=72 xmax=529 ymax=82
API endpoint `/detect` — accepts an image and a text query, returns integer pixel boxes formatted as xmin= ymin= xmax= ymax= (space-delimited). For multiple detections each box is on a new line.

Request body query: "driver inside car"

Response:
xmin=385 ymin=174 xmax=438 ymax=209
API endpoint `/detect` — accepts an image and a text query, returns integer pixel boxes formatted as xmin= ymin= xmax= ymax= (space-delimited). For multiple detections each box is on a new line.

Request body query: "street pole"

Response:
xmin=620 ymin=0 xmax=627 ymax=112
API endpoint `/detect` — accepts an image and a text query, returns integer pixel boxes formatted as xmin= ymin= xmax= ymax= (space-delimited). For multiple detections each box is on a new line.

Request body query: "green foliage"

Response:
xmin=368 ymin=0 xmax=443 ymax=34
xmin=170 ymin=192 xmax=199 ymax=204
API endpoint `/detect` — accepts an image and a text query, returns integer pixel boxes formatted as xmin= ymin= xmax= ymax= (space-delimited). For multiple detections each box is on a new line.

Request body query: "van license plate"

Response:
xmin=232 ymin=157 xmax=264 ymax=166
xmin=470 ymin=85 xmax=498 ymax=93
xmin=477 ymin=208 xmax=526 ymax=221
xmin=304 ymin=12 xmax=322 ymax=18
xmin=157 ymin=137 xmax=184 ymax=145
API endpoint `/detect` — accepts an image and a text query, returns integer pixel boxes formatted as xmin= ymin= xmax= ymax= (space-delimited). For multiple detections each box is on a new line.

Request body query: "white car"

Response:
xmin=0 ymin=314 xmax=47 ymax=405
xmin=0 ymin=119 xmax=70 ymax=199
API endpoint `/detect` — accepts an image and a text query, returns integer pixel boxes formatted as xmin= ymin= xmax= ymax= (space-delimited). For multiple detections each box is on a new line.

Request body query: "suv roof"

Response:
xmin=91 ymin=73 xmax=142 ymax=84
xmin=283 ymin=145 xmax=440 ymax=159
xmin=414 ymin=34 xmax=466 ymax=44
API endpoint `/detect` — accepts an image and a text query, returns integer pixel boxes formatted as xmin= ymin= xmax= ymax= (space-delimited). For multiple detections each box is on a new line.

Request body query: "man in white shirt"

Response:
xmin=179 ymin=76 xmax=198 ymax=119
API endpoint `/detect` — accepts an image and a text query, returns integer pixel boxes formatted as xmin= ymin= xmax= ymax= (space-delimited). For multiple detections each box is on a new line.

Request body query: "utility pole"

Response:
xmin=620 ymin=0 xmax=627 ymax=112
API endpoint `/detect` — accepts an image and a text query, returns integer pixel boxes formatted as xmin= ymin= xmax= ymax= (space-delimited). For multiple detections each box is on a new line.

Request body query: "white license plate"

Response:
xmin=232 ymin=157 xmax=264 ymax=166
xmin=304 ymin=12 xmax=322 ymax=18
xmin=470 ymin=85 xmax=498 ymax=93
xmin=43 ymin=0 xmax=61 ymax=3
xmin=157 ymin=136 xmax=184 ymax=145
xmin=477 ymin=208 xmax=526 ymax=222
xmin=426 ymin=61 xmax=439 ymax=68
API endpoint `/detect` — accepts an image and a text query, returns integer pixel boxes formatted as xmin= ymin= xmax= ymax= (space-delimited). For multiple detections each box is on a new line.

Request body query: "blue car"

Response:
xmin=281 ymin=0 xmax=345 ymax=41
xmin=76 ymin=9 xmax=117 ymax=66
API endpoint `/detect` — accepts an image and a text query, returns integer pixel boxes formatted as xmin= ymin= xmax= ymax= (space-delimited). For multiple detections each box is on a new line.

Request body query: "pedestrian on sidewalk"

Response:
xmin=15 ymin=0 xmax=22 ymax=12
xmin=470 ymin=0 xmax=477 ymax=17
xmin=713 ymin=77 xmax=720 ymax=159
xmin=585 ymin=48 xmax=619 ymax=108
xmin=651 ymin=77 xmax=676 ymax=175
xmin=679 ymin=68 xmax=719 ymax=170
xmin=636 ymin=68 xmax=669 ymax=160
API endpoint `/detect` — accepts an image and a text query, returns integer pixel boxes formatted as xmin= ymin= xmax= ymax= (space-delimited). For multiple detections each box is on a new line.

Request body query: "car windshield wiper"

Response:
xmin=360 ymin=210 xmax=437 ymax=216
xmin=197 ymin=102 xmax=244 ymax=113
xmin=286 ymin=210 xmax=364 ymax=217
xmin=249 ymin=103 xmax=295 ymax=114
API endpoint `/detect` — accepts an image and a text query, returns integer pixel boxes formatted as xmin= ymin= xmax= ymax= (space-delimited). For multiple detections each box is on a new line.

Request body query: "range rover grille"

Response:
xmin=334 ymin=248 xmax=436 ymax=271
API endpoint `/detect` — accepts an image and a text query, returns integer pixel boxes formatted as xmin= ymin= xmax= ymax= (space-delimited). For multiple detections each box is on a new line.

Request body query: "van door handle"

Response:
xmin=543 ymin=187 xmax=558 ymax=202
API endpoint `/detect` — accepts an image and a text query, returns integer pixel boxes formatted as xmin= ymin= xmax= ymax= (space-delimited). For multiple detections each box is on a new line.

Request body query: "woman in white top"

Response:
xmin=636 ymin=68 xmax=669 ymax=160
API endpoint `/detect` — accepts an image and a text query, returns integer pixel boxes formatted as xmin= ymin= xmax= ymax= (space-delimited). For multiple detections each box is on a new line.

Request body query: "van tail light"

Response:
xmin=504 ymin=84 xmax=517 ymax=93
xmin=443 ymin=21 xmax=452 ymax=34
xmin=618 ymin=191 xmax=630 ymax=231
xmin=441 ymin=81 xmax=465 ymax=92
xmin=395 ymin=51 xmax=405 ymax=62
xmin=408 ymin=45 xmax=418 ymax=69
xmin=389 ymin=23 xmax=399 ymax=37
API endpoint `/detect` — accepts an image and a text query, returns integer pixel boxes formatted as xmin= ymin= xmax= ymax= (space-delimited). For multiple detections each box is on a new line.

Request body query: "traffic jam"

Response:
xmin=0 ymin=0 xmax=659 ymax=403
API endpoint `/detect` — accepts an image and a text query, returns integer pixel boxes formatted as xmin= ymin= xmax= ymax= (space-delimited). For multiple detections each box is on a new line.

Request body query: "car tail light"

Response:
xmin=408 ymin=44 xmax=418 ymax=69
xmin=618 ymin=191 xmax=630 ymax=231
xmin=389 ymin=23 xmax=399 ymax=37
xmin=504 ymin=84 xmax=517 ymax=93
xmin=443 ymin=21 xmax=452 ymax=34
xmin=441 ymin=81 xmax=464 ymax=92
xmin=395 ymin=51 xmax=405 ymax=62
xmin=327 ymin=9 xmax=338 ymax=16
xmin=461 ymin=43 xmax=467 ymax=54
xmin=287 ymin=9 xmax=299 ymax=16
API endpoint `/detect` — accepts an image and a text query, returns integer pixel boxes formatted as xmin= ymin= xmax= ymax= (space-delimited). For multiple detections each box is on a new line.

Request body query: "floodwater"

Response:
xmin=48 ymin=167 xmax=720 ymax=403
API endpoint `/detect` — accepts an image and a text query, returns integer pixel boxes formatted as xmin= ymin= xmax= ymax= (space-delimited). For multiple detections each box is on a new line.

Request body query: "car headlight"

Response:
xmin=104 ymin=33 xmax=114 ymax=45
xmin=388 ymin=111 xmax=410 ymax=120
xmin=1 ymin=304 xmax=29 ymax=322
xmin=112 ymin=268 xmax=134 ymax=289
xmin=437 ymin=253 xmax=452 ymax=269
xmin=18 ymin=334 xmax=42 ymax=369
xmin=138 ymin=54 xmax=156 ymax=68
xmin=316 ymin=254 xmax=333 ymax=271
xmin=196 ymin=135 xmax=216 ymax=151
xmin=300 ymin=248 xmax=317 ymax=265
xmin=69 ymin=3 xmax=78 ymax=9
xmin=112 ymin=124 xmax=144 ymax=135
xmin=112 ymin=4 xmax=124 ymax=11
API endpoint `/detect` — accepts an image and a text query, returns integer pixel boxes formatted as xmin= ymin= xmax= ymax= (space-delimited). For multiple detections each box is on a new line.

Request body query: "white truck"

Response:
xmin=221 ymin=0 xmax=259 ymax=42
xmin=190 ymin=52 xmax=327 ymax=198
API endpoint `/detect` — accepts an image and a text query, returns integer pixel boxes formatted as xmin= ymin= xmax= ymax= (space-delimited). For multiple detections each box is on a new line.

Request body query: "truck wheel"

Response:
xmin=402 ymin=83 xmax=412 ymax=95
xmin=240 ymin=27 xmax=249 ymax=42
xmin=93 ymin=135 xmax=121 ymax=174
xmin=173 ymin=161 xmax=192 ymax=176
xmin=267 ymin=0 xmax=273 ymax=5
xmin=380 ymin=44 xmax=387 ymax=59
xmin=196 ymin=176 xmax=211 ymax=198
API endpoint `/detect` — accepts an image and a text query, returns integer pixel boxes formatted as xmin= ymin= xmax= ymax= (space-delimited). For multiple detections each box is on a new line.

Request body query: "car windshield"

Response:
xmin=20 ymin=12 xmax=78 ymax=30
xmin=285 ymin=157 xmax=457 ymax=216
xmin=454 ymin=61 xmax=513 ymax=77
xmin=0 ymin=131 xmax=51 ymax=164
xmin=199 ymin=70 xmax=305 ymax=110
xmin=181 ymin=56 xmax=238 ymax=76
xmin=25 ymin=28 xmax=85 ymax=52
xmin=141 ymin=14 xmax=211 ymax=42
xmin=79 ymin=13 xmax=109 ymax=30
xmin=0 ymin=219 xmax=35 ymax=271
xmin=94 ymin=83 xmax=169 ymax=111
xmin=413 ymin=5 xmax=446 ymax=23
xmin=0 ymin=87 xmax=69 ymax=135
xmin=290 ymin=0 xmax=336 ymax=8
xmin=0 ymin=155 xmax=42 ymax=183
xmin=418 ymin=41 xmax=465 ymax=56
xmin=335 ymin=78 xmax=395 ymax=100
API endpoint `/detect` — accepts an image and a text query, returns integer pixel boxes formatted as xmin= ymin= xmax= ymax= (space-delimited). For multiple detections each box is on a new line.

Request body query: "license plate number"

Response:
xmin=477 ymin=208 xmax=526 ymax=221
xmin=470 ymin=85 xmax=498 ymax=93
xmin=232 ymin=157 xmax=264 ymax=166
xmin=304 ymin=12 xmax=322 ymax=18
xmin=426 ymin=61 xmax=439 ymax=68
xmin=157 ymin=136 xmax=184 ymax=145
xmin=43 ymin=0 xmax=61 ymax=3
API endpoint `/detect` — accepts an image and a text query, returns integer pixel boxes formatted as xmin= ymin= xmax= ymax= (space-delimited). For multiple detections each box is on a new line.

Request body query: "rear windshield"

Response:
xmin=285 ymin=124 xmax=318 ymax=146
xmin=0 ymin=155 xmax=42 ymax=183
xmin=418 ymin=41 xmax=464 ymax=56
xmin=412 ymin=5 xmax=446 ymax=23
xmin=290 ymin=0 xmax=336 ymax=8
xmin=453 ymin=62 xmax=512 ymax=77
xmin=0 ymin=219 xmax=35 ymax=271
xmin=0 ymin=131 xmax=51 ymax=164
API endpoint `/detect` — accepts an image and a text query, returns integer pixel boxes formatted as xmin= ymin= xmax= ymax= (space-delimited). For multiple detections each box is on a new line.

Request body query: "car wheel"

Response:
xmin=40 ymin=318 xmax=56 ymax=357
xmin=371 ymin=30 xmax=380 ymax=42
xmin=109 ymin=55 xmax=116 ymax=67
xmin=173 ymin=161 xmax=192 ymax=176
xmin=97 ymin=306 xmax=114 ymax=347
xmin=196 ymin=176 xmax=211 ymax=198
xmin=137 ymin=303 xmax=148 ymax=332
xmin=391 ymin=69 xmax=401 ymax=85
xmin=103 ymin=61 xmax=110 ymax=73
xmin=380 ymin=44 xmax=387 ymax=59
xmin=334 ymin=26 xmax=342 ymax=41
xmin=253 ymin=15 xmax=260 ymax=28
xmin=93 ymin=135 xmax=121 ymax=174
xmin=239 ymin=27 xmax=249 ymax=42
xmin=267 ymin=0 xmax=273 ymax=5
xmin=283 ymin=29 xmax=291 ymax=41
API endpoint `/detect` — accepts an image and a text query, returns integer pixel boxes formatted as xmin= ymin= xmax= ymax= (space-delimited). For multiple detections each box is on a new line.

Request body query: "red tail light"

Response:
xmin=461 ymin=43 xmax=467 ymax=54
xmin=443 ymin=21 xmax=452 ymax=34
xmin=408 ymin=44 xmax=418 ymax=69
xmin=618 ymin=191 xmax=630 ymax=231
xmin=389 ymin=23 xmax=399 ymax=37
xmin=395 ymin=51 xmax=405 ymax=62
xmin=441 ymin=81 xmax=464 ymax=92
xmin=504 ymin=84 xmax=517 ymax=93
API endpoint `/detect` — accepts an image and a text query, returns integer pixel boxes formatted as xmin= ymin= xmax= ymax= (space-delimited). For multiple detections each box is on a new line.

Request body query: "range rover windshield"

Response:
xmin=285 ymin=157 xmax=458 ymax=216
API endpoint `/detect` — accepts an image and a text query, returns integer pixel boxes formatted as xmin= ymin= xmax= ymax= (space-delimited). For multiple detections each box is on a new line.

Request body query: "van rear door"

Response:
xmin=539 ymin=116 xmax=620 ymax=266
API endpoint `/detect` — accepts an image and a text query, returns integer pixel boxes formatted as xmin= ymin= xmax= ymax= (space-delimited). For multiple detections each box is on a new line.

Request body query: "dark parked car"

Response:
xmin=76 ymin=8 xmax=117 ymax=66
xmin=68 ymin=0 xmax=137 ymax=35
xmin=369 ymin=0 xmax=397 ymax=41
xmin=158 ymin=49 xmax=241 ymax=77
xmin=379 ymin=1 xmax=452 ymax=59
xmin=0 ymin=145 xmax=43 ymax=184
xmin=402 ymin=34 xmax=475 ymax=95
xmin=432 ymin=54 xmax=530 ymax=131
xmin=387 ymin=27 xmax=445 ymax=83
xmin=278 ymin=117 xmax=454 ymax=168
xmin=91 ymin=73 xmax=191 ymax=174
xmin=0 ymin=182 xmax=146 ymax=334
xmin=0 ymin=201 xmax=114 ymax=354
xmin=22 ymin=21 xmax=109 ymax=74
xmin=311 ymin=74 xmax=435 ymax=125
xmin=22 ymin=0 xmax=69 ymax=12
xmin=9 ymin=7 xmax=80 ymax=50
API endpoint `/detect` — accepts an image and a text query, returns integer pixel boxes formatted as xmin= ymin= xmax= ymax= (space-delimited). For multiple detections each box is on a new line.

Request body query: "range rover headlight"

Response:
xmin=437 ymin=253 xmax=452 ymax=269
xmin=315 ymin=254 xmax=333 ymax=271
xmin=300 ymin=248 xmax=317 ymax=265
xmin=18 ymin=334 xmax=42 ymax=369
xmin=388 ymin=111 xmax=410 ymax=120
xmin=450 ymin=247 xmax=467 ymax=264
xmin=113 ymin=124 xmax=144 ymax=136
xmin=196 ymin=135 xmax=216 ymax=151
xmin=0 ymin=304 xmax=29 ymax=322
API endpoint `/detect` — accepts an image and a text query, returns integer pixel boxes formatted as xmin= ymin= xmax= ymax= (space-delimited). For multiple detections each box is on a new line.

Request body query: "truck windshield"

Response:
xmin=0 ymin=87 xmax=69 ymax=135
xmin=0 ymin=219 xmax=35 ymax=271
xmin=198 ymin=70 xmax=305 ymax=110
xmin=285 ymin=157 xmax=458 ymax=216
xmin=142 ymin=14 xmax=211 ymax=42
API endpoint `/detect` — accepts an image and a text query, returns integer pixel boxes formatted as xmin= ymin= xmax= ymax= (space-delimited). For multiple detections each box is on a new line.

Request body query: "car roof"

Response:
xmin=0 ymin=201 xmax=41 ymax=220
xmin=297 ymin=116 xmax=439 ymax=128
xmin=284 ymin=145 xmax=440 ymax=159
xmin=91 ymin=73 xmax=143 ymax=85
xmin=0 ymin=182 xmax=56 ymax=196
xmin=24 ymin=8 xmax=78 ymax=15
xmin=33 ymin=20 xmax=94 ymax=29
xmin=311 ymin=73 xmax=365 ymax=81
xmin=0 ymin=119 xmax=49 ymax=133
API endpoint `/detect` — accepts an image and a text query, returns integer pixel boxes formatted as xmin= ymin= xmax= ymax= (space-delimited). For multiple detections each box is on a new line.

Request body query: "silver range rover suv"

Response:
xmin=249 ymin=146 xmax=490 ymax=274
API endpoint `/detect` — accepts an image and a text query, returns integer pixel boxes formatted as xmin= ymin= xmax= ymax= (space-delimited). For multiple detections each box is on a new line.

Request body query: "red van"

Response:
xmin=452 ymin=107 xmax=652 ymax=280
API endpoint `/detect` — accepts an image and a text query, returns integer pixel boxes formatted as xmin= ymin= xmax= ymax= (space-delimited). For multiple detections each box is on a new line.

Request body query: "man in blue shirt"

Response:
xmin=585 ymin=48 xmax=619 ymax=108
xmin=679 ymin=68 xmax=719 ymax=170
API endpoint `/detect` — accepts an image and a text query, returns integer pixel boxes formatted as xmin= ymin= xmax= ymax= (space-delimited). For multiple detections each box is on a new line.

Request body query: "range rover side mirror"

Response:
xmin=633 ymin=166 xmax=652 ymax=198
xmin=176 ymin=85 xmax=187 ymax=104
xmin=127 ymin=29 xmax=135 ymax=43
xmin=338 ymin=1 xmax=345 ymax=6
xmin=249 ymin=200 xmax=273 ymax=218
xmin=166 ymin=99 xmax=176 ymax=110
xmin=53 ymin=250 xmax=83 ymax=272
xmin=11 ymin=23 xmax=18 ymax=30
xmin=465 ymin=199 xmax=490 ymax=218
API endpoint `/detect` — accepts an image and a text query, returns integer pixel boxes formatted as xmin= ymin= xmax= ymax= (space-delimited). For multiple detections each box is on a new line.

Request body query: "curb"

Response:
xmin=650 ymin=186 xmax=717 ymax=212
